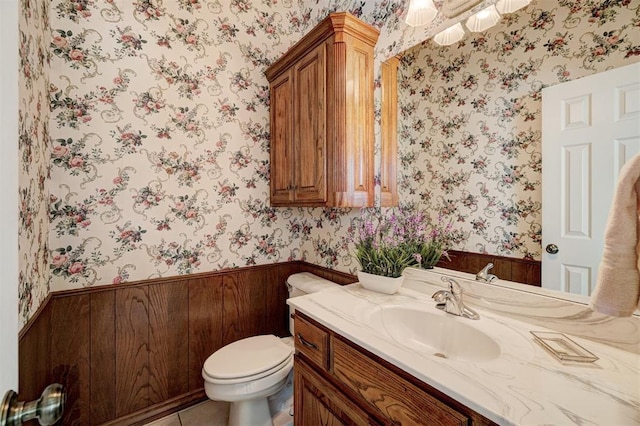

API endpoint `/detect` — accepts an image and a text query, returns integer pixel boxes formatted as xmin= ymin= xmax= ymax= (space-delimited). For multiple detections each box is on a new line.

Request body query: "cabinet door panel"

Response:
xmin=270 ymin=71 xmax=294 ymax=204
xmin=294 ymin=357 xmax=378 ymax=426
xmin=293 ymin=43 xmax=327 ymax=204
xmin=344 ymin=39 xmax=374 ymax=206
xmin=332 ymin=337 xmax=469 ymax=426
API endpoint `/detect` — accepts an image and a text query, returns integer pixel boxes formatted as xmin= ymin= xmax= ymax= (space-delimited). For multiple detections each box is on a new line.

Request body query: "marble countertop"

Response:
xmin=288 ymin=272 xmax=640 ymax=425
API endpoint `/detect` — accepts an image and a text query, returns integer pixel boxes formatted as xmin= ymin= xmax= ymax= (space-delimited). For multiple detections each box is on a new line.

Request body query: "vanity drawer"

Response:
xmin=294 ymin=312 xmax=329 ymax=370
xmin=331 ymin=336 xmax=470 ymax=426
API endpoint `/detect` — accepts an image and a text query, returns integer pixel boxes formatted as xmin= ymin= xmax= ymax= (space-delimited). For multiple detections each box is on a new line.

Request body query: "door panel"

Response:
xmin=293 ymin=43 xmax=326 ymax=203
xmin=270 ymin=71 xmax=294 ymax=204
xmin=542 ymin=62 xmax=640 ymax=295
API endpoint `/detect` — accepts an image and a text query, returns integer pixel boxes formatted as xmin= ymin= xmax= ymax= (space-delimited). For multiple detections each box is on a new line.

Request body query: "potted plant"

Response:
xmin=408 ymin=214 xmax=453 ymax=269
xmin=351 ymin=208 xmax=452 ymax=294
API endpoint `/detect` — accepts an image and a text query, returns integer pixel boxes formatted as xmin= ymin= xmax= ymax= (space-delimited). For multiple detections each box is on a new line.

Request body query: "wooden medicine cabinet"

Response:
xmin=265 ymin=12 xmax=380 ymax=207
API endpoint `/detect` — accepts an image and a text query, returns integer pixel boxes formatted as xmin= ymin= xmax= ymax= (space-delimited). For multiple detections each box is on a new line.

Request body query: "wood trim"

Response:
xmin=438 ymin=250 xmax=541 ymax=286
xmin=18 ymin=293 xmax=51 ymax=340
xmin=49 ymin=261 xmax=299 ymax=299
xmin=265 ymin=12 xmax=379 ymax=82
xmin=101 ymin=390 xmax=206 ymax=426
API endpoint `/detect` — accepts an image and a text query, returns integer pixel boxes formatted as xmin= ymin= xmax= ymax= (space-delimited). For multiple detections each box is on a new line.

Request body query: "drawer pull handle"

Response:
xmin=296 ymin=333 xmax=318 ymax=350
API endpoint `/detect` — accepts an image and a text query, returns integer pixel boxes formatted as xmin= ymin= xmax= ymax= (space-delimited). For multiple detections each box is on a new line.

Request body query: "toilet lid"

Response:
xmin=203 ymin=335 xmax=292 ymax=380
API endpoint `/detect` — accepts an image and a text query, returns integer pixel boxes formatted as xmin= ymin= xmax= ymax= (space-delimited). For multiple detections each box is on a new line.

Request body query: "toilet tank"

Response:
xmin=286 ymin=272 xmax=338 ymax=334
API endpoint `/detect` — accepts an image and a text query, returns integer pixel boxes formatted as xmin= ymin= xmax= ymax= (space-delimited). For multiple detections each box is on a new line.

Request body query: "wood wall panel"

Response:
xmin=18 ymin=297 xmax=51 ymax=403
xmin=149 ymin=283 xmax=189 ymax=404
xmin=271 ymin=262 xmax=303 ymax=337
xmin=301 ymin=262 xmax=358 ymax=286
xmin=90 ymin=290 xmax=116 ymax=425
xmin=188 ymin=276 xmax=223 ymax=392
xmin=17 ymin=261 xmax=355 ymax=425
xmin=50 ymin=294 xmax=91 ymax=426
xmin=222 ymin=272 xmax=252 ymax=345
xmin=115 ymin=287 xmax=150 ymax=417
xmin=438 ymin=250 xmax=541 ymax=286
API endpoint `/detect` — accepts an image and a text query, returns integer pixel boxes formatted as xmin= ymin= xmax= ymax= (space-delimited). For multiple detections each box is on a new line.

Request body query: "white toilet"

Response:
xmin=202 ymin=272 xmax=338 ymax=426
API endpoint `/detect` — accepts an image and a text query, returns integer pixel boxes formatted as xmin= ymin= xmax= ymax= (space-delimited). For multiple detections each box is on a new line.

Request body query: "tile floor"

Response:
xmin=145 ymin=400 xmax=230 ymax=426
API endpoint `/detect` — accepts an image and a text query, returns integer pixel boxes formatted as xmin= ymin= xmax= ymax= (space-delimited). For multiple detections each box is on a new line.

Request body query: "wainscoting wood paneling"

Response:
xmin=188 ymin=275 xmax=223 ymax=393
xmin=115 ymin=286 xmax=151 ymax=417
xmin=438 ymin=250 xmax=541 ymax=286
xmin=149 ymin=283 xmax=189 ymax=404
xmin=17 ymin=261 xmax=316 ymax=425
xmin=91 ymin=290 xmax=116 ymax=424
xmin=51 ymin=293 xmax=91 ymax=425
xmin=18 ymin=295 xmax=52 ymax=414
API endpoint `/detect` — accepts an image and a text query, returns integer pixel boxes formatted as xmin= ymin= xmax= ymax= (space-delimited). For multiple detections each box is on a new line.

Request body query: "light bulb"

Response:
xmin=496 ymin=0 xmax=532 ymax=14
xmin=405 ymin=0 xmax=438 ymax=27
xmin=465 ymin=5 xmax=501 ymax=33
xmin=433 ymin=23 xmax=466 ymax=46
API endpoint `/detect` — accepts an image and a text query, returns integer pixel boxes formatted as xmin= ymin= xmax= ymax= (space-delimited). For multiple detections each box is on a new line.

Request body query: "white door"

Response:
xmin=542 ymin=62 xmax=640 ymax=296
xmin=0 ymin=0 xmax=20 ymax=393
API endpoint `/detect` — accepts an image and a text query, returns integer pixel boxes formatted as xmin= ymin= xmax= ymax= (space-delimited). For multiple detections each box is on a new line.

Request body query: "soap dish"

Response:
xmin=530 ymin=331 xmax=599 ymax=363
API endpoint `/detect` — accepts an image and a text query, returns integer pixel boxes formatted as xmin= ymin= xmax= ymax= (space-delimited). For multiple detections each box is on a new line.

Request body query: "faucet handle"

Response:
xmin=431 ymin=289 xmax=450 ymax=303
xmin=441 ymin=276 xmax=462 ymax=295
xmin=476 ymin=263 xmax=498 ymax=282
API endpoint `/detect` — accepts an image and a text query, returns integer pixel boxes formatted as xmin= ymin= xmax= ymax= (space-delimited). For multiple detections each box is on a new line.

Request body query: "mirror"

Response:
xmin=392 ymin=1 xmax=639 ymax=292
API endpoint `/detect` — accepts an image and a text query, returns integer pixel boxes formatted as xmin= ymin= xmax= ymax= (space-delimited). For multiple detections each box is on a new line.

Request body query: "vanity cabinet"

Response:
xmin=265 ymin=12 xmax=379 ymax=207
xmin=293 ymin=312 xmax=496 ymax=426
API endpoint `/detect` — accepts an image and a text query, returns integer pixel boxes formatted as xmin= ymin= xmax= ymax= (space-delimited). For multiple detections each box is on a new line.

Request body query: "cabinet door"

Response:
xmin=270 ymin=70 xmax=295 ymax=204
xmin=293 ymin=43 xmax=327 ymax=204
xmin=380 ymin=56 xmax=399 ymax=207
xmin=294 ymin=357 xmax=378 ymax=426
xmin=332 ymin=337 xmax=470 ymax=426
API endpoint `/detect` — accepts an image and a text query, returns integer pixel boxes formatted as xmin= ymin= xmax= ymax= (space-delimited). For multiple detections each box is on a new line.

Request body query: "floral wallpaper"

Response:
xmin=44 ymin=0 xmax=414 ymax=300
xmin=18 ymin=0 xmax=51 ymax=325
xmin=398 ymin=0 xmax=640 ymax=260
xmin=15 ymin=0 xmax=639 ymax=324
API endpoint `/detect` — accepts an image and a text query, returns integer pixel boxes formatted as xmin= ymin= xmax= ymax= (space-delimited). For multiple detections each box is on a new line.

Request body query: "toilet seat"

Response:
xmin=203 ymin=335 xmax=292 ymax=384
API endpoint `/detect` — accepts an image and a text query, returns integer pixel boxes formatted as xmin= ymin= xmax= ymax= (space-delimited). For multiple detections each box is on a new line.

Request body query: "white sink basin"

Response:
xmin=371 ymin=306 xmax=501 ymax=362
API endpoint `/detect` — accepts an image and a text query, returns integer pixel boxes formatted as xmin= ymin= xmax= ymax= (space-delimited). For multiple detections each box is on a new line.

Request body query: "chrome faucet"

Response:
xmin=432 ymin=277 xmax=479 ymax=320
xmin=475 ymin=263 xmax=498 ymax=283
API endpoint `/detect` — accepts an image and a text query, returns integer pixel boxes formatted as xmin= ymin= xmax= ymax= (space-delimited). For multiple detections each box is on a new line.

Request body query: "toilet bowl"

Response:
xmin=202 ymin=273 xmax=337 ymax=426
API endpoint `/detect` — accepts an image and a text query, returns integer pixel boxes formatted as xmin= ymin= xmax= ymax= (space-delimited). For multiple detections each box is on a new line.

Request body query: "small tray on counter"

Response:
xmin=530 ymin=331 xmax=599 ymax=363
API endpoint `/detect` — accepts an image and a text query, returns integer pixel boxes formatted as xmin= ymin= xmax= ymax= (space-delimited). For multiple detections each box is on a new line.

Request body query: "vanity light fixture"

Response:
xmin=465 ymin=4 xmax=501 ymax=32
xmin=405 ymin=0 xmax=438 ymax=27
xmin=495 ymin=0 xmax=532 ymax=14
xmin=433 ymin=22 xmax=466 ymax=46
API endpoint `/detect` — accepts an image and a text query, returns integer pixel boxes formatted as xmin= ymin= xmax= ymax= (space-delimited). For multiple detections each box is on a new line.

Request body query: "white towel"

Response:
xmin=589 ymin=153 xmax=640 ymax=317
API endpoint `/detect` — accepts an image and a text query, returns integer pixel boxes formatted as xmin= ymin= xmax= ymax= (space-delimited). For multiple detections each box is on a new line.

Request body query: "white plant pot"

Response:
xmin=357 ymin=271 xmax=404 ymax=295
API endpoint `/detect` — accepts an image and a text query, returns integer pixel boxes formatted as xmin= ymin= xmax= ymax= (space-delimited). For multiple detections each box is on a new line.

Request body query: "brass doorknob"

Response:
xmin=545 ymin=244 xmax=559 ymax=254
xmin=1 ymin=384 xmax=65 ymax=426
